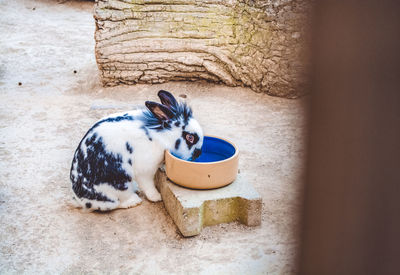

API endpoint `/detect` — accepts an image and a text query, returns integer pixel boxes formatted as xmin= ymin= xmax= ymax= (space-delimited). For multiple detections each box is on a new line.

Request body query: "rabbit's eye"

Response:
xmin=186 ymin=134 xmax=195 ymax=144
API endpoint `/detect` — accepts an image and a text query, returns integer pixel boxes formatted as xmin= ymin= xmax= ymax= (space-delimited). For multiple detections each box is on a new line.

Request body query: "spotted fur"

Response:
xmin=70 ymin=91 xmax=203 ymax=211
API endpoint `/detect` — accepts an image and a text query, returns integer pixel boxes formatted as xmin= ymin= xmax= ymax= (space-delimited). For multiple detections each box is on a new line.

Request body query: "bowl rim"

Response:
xmin=165 ymin=135 xmax=239 ymax=165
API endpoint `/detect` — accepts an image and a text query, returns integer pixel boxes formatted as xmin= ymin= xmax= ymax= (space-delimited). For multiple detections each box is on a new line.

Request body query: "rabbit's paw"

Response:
xmin=119 ymin=194 xmax=142 ymax=208
xmin=145 ymin=189 xmax=162 ymax=202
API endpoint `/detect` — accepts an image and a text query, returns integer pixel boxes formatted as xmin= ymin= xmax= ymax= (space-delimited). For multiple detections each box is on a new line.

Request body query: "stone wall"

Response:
xmin=94 ymin=0 xmax=310 ymax=98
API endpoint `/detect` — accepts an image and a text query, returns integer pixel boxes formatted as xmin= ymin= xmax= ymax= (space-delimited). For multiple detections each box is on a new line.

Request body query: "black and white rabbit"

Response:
xmin=70 ymin=90 xmax=203 ymax=211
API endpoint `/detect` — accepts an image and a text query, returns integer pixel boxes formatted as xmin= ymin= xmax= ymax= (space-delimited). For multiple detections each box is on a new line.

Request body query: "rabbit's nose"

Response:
xmin=192 ymin=148 xmax=202 ymax=160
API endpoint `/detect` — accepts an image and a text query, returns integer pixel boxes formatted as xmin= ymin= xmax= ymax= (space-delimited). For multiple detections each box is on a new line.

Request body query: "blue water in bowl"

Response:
xmin=194 ymin=136 xmax=236 ymax=163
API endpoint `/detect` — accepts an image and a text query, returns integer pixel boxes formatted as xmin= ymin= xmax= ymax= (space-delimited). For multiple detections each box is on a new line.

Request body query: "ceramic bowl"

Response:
xmin=165 ymin=136 xmax=239 ymax=189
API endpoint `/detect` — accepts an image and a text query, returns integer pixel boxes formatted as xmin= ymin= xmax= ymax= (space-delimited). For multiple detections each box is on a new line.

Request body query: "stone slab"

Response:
xmin=155 ymin=169 xmax=262 ymax=237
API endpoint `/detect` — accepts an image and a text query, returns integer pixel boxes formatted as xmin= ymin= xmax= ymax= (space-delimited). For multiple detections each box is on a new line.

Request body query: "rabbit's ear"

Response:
xmin=145 ymin=101 xmax=175 ymax=121
xmin=158 ymin=90 xmax=178 ymax=109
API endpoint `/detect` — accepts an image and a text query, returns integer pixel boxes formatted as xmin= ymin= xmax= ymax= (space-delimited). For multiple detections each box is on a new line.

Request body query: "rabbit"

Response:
xmin=70 ymin=90 xmax=203 ymax=211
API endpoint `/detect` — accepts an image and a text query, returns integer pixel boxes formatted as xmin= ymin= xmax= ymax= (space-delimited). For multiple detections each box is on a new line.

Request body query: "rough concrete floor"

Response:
xmin=0 ymin=0 xmax=307 ymax=273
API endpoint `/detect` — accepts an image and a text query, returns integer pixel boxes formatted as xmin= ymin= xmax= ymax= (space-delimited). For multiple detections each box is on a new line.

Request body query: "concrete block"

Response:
xmin=155 ymin=169 xmax=262 ymax=237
